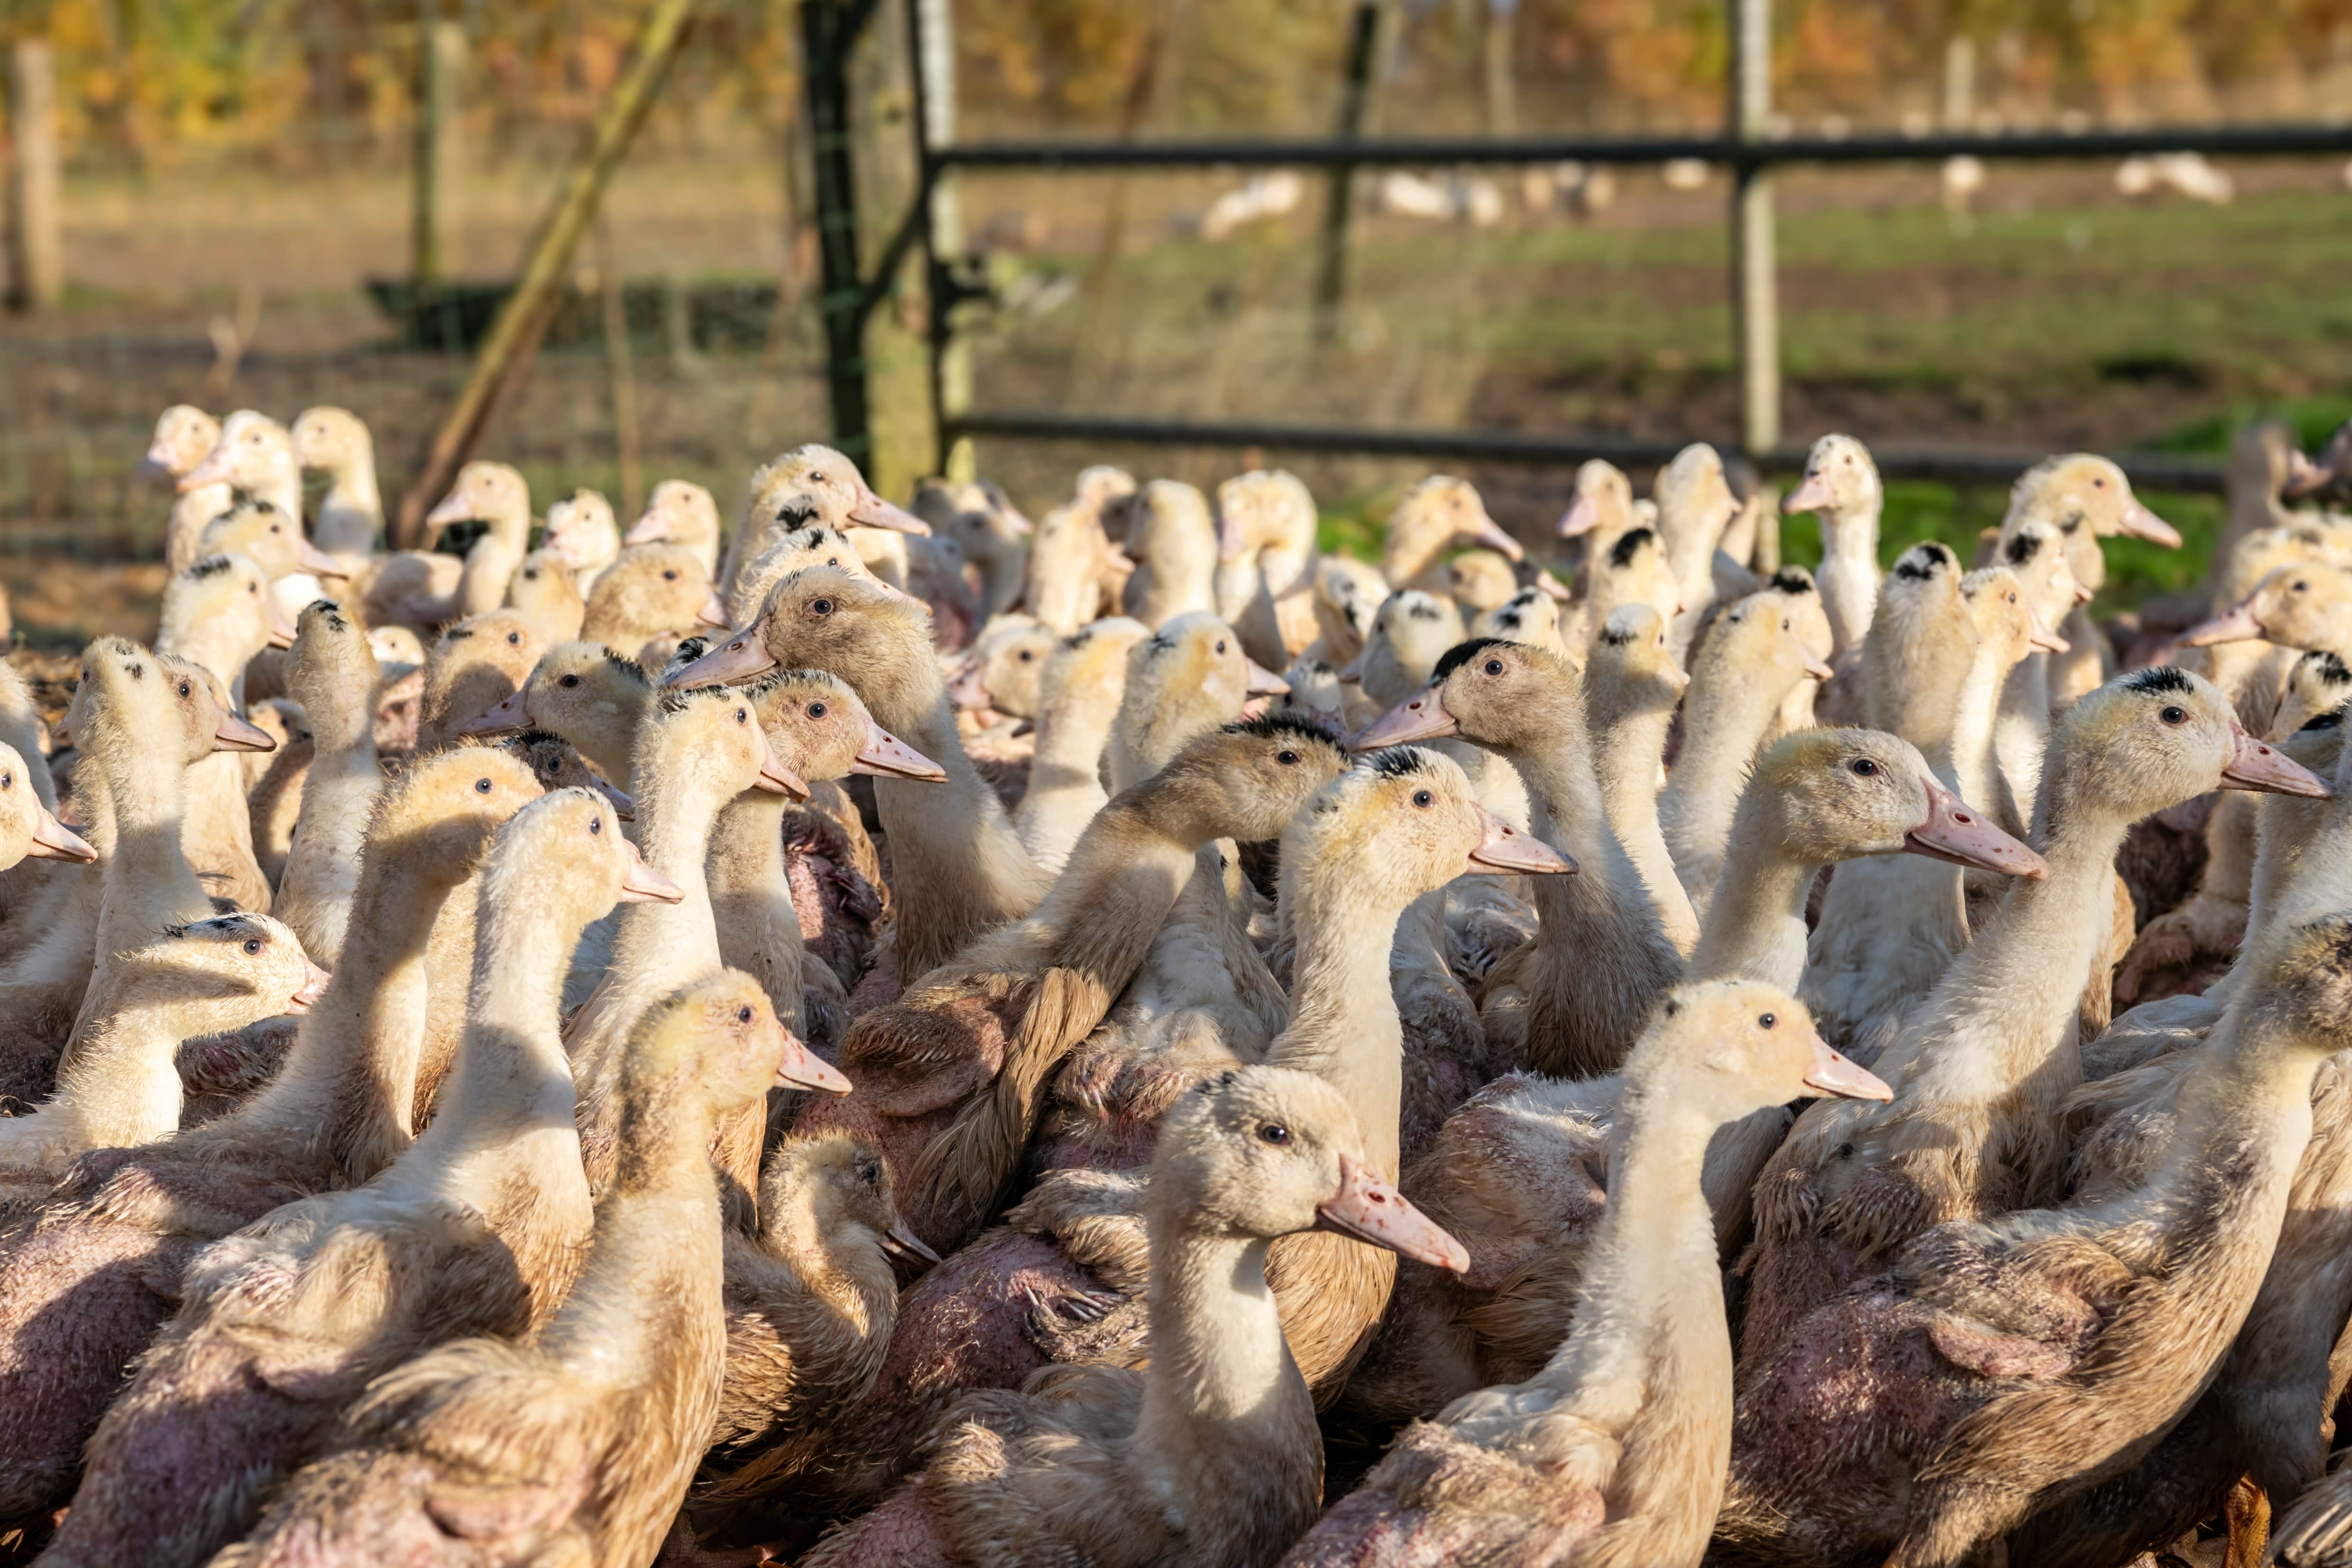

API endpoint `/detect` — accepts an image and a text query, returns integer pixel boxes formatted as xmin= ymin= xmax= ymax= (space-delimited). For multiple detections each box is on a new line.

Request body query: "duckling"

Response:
xmin=180 ymin=412 xmax=321 ymax=619
xmin=1109 ymin=611 xmax=1289 ymax=794
xmin=0 ymin=750 xmax=545 ymax=1527
xmin=1214 ymin=468 xmax=1321 ymax=669
xmin=1739 ymin=667 xmax=2333 ymax=1367
xmin=1721 ymin=910 xmax=2352 ymax=1568
xmin=725 ymin=518 xmax=921 ymax=630
xmin=1658 ymin=587 xmax=1837 ymax=912
xmin=1020 ymin=489 xmax=1132 ymax=635
xmin=1653 ymin=443 xmax=1744 ymax=653
xmin=1582 ymin=524 xmax=1683 ymax=642
xmin=216 ymin=972 xmax=803 ymax=1568
xmin=1015 ymin=618 xmax=1154 ymax=872
xmin=458 ymin=640 xmax=651 ymax=786
xmin=1117 ymin=479 xmax=1221 ymax=630
xmin=413 ymin=608 xmax=546 ymax=756
xmin=668 ymin=565 xmax=1053 ymax=981
xmin=625 ymin=476 xmax=725 ymax=578
xmin=149 ymin=404 xmax=229 ymax=575
xmin=2183 ymin=560 xmax=2352 ymax=664
xmin=1998 ymin=452 xmax=2183 ymax=706
xmin=156 ymin=552 xmax=294 ymax=912
xmin=1470 ymin=584 xmax=1572 ymax=663
xmin=918 ymin=476 xmax=1034 ymax=622
xmin=0 ymin=912 xmax=321 ymax=1214
xmin=271 ymin=600 xmax=382 ymax=965
xmin=504 ymin=547 xmax=586 ymax=645
xmin=195 ymin=496 xmax=344 ymax=594
xmin=542 ymin=486 xmax=622 ymax=597
xmin=951 ymin=614 xmax=1057 ymax=724
xmin=288 ymin=405 xmax=382 ymax=555
xmin=1288 ymin=985 xmax=1886 ymax=1568
xmin=725 ymin=443 xmax=931 ymax=604
xmin=37 ymin=782 xmax=664 ymax=1568
xmin=1988 ymin=519 xmax=2089 ymax=830
xmin=350 ymin=460 xmax=535 ymax=632
xmin=1784 ymin=431 xmax=1884 ymax=666
xmin=1758 ymin=565 xmax=1837 ymax=740
xmin=1446 ymin=549 xmax=1521 ymax=615
xmin=1302 ymin=554 xmax=1389 ymax=679
xmin=807 ymin=1065 xmax=1467 ymax=1568
xmin=1354 ymin=591 xmax=1465 ymax=708
xmin=580 ymin=541 xmax=729 ymax=661
xmin=1582 ymin=603 xmax=1698 ymax=952
xmin=0 ymin=740 xmax=87 ymax=873
xmin=1383 ymin=475 xmax=1523 ymax=600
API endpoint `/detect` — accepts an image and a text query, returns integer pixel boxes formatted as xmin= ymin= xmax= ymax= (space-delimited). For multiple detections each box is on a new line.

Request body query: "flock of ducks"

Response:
xmin=0 ymin=400 xmax=2348 ymax=1567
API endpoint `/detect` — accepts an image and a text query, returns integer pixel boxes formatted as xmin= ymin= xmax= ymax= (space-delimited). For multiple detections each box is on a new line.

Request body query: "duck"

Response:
xmin=725 ymin=518 xmax=923 ymax=630
xmin=147 ymin=404 xmax=229 ymax=574
xmin=1737 ymin=667 xmax=2333 ymax=1368
xmin=1381 ymin=475 xmax=1523 ymax=601
xmin=1470 ymin=585 xmax=1572 ymax=663
xmin=1554 ymin=458 xmax=1639 ymax=569
xmin=155 ymin=551 xmax=295 ymax=911
xmin=1758 ymin=566 xmax=1838 ymax=740
xmin=36 ymin=781 xmax=666 ymax=1568
xmin=706 ymin=667 xmax=945 ymax=1044
xmin=458 ymin=640 xmax=652 ymax=787
xmin=1109 ymin=611 xmax=1290 ymax=794
xmin=0 ymin=912 xmax=321 ymax=1214
xmin=1286 ymin=984 xmax=1887 ymax=1568
xmin=542 ymin=486 xmax=622 ymax=598
xmin=1445 ymin=550 xmax=1522 ymax=616
xmin=270 ymin=600 xmax=383 ymax=965
xmin=1581 ymin=524 xmax=1683 ymax=643
xmin=917 ymin=477 xmax=1034 ymax=623
xmin=1783 ymin=432 xmax=1884 ymax=668
xmin=347 ymin=459 xmax=535 ymax=632
xmin=0 ymin=739 xmax=87 ymax=875
xmin=195 ymin=495 xmax=345 ymax=596
xmin=1657 ymin=587 xmax=1837 ymax=912
xmin=1118 ymin=480 xmax=1222 ymax=629
xmin=1996 ymin=453 xmax=2183 ymax=706
xmin=1986 ymin=518 xmax=2090 ymax=833
xmin=804 ymin=1064 xmax=1468 ymax=1568
xmin=1014 ymin=617 xmax=1154 ymax=873
xmin=214 ymin=972 xmax=805 ymax=1568
xmin=1018 ymin=473 xmax=1136 ymax=635
xmin=669 ymin=564 xmax=1054 ymax=982
xmin=625 ymin=477 xmax=725 ymax=579
xmin=505 ymin=547 xmax=587 ymax=645
xmin=178 ymin=411 xmax=331 ymax=619
xmin=951 ymin=614 xmax=1057 ymax=727
xmin=725 ymin=443 xmax=931 ymax=605
xmin=1300 ymin=554 xmax=1389 ymax=678
xmin=2181 ymin=559 xmax=2352 ymax=665
xmin=1652 ymin=443 xmax=1744 ymax=653
xmin=1351 ymin=590 xmax=1464 ymax=707
xmin=413 ymin=609 xmax=547 ymax=755
xmin=580 ymin=541 xmax=730 ymax=663
xmin=1214 ymin=468 xmax=1322 ymax=669
xmin=1581 ymin=603 xmax=1698 ymax=952
xmin=288 ymin=405 xmax=383 ymax=556
xmin=1718 ymin=910 xmax=2352 ymax=1568
xmin=0 ymin=748 xmax=547 ymax=1528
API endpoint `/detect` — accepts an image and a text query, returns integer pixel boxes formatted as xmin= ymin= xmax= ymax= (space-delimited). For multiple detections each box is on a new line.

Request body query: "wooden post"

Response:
xmin=1481 ymin=0 xmax=1517 ymax=137
xmin=1729 ymin=0 xmax=1780 ymax=459
xmin=597 ymin=223 xmax=644 ymax=518
xmin=394 ymin=0 xmax=697 ymax=546
xmin=910 ymin=0 xmax=973 ymax=481
xmin=804 ymin=0 xmax=883 ymax=468
xmin=412 ymin=13 xmax=463 ymax=289
xmin=1312 ymin=2 xmax=1381 ymax=343
xmin=6 ymin=37 xmax=63 ymax=314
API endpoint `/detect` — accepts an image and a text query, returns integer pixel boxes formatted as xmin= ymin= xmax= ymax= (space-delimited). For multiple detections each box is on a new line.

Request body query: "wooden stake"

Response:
xmin=6 ymin=38 xmax=63 ymax=314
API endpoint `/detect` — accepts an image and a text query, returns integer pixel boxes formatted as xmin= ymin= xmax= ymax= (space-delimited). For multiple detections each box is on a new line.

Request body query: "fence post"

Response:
xmin=910 ymin=0 xmax=972 ymax=480
xmin=5 ymin=37 xmax=63 ymax=314
xmin=412 ymin=13 xmax=464 ymax=290
xmin=1312 ymin=1 xmax=1382 ymax=343
xmin=805 ymin=0 xmax=883 ymax=469
xmin=1728 ymin=0 xmax=1780 ymax=460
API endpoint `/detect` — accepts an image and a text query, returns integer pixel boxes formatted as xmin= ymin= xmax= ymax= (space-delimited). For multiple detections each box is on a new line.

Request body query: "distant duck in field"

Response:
xmin=542 ymin=486 xmax=622 ymax=598
xmin=147 ymin=405 xmax=228 ymax=574
xmin=288 ymin=405 xmax=382 ymax=555
xmin=1383 ymin=475 xmax=1523 ymax=601
xmin=625 ymin=477 xmax=725 ymax=580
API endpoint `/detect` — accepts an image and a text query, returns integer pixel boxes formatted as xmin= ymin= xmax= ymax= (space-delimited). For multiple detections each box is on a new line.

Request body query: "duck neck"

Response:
xmin=46 ymin=990 xmax=203 ymax=1150
xmin=160 ymin=614 xmax=263 ymax=697
xmin=89 ymin=726 xmax=208 ymax=945
xmin=1663 ymin=682 xmax=1782 ymax=875
xmin=1136 ymin=1214 xmax=1304 ymax=1455
xmin=1269 ymin=882 xmax=1411 ymax=1176
xmin=1994 ymin=654 xmax=2052 ymax=812
xmin=1499 ymin=698 xmax=1678 ymax=963
xmin=613 ymin=751 xmax=731 ymax=982
xmin=873 ymin=686 xmax=1047 ymax=976
xmin=1817 ymin=506 xmax=1881 ymax=662
xmin=1023 ymin=676 xmax=1124 ymax=812
xmin=1948 ymin=644 xmax=2016 ymax=815
xmin=1591 ymin=697 xmax=1700 ymax=953
xmin=1687 ymin=815 xmax=1815 ymax=989
xmin=315 ymin=458 xmax=382 ymax=556
xmin=1575 ymin=1092 xmax=1724 ymax=1366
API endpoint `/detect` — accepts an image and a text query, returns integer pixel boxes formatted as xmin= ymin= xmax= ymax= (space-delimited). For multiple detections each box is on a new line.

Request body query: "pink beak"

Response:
xmin=287 ymin=957 xmax=333 ymax=1014
xmin=665 ymin=621 xmax=779 ymax=688
xmin=695 ymin=592 xmax=732 ymax=630
xmin=1903 ymin=777 xmax=2047 ymax=878
xmin=623 ymin=510 xmax=675 ymax=547
xmin=1245 ymin=658 xmax=1291 ymax=697
xmin=2284 ymin=450 xmax=2329 ymax=499
xmin=296 ymin=538 xmax=347 ymax=577
xmin=948 ymin=660 xmax=992 ymax=712
xmin=1534 ymin=569 xmax=1572 ymax=602
xmin=777 ymin=1031 xmax=854 ymax=1094
xmin=458 ymin=689 xmax=530 ymax=737
xmin=25 ymin=805 xmax=96 ymax=863
xmin=1217 ymin=509 xmax=1250 ymax=563
xmin=2182 ymin=602 xmax=2265 ymax=647
xmin=753 ymin=733 xmax=812 ymax=800
xmin=265 ymin=602 xmax=299 ymax=651
xmin=1782 ymin=470 xmax=1837 ymax=514
xmin=424 ymin=487 xmax=478 ymax=530
xmin=1466 ymin=802 xmax=1575 ymax=875
xmin=1801 ymin=650 xmax=1837 ymax=682
xmin=2071 ymin=581 xmax=2095 ymax=605
xmin=177 ymin=449 xmax=234 ymax=493
xmin=2117 ymin=497 xmax=2182 ymax=548
xmin=2026 ymin=613 xmax=2070 ymax=654
xmin=853 ymin=716 xmax=947 ymax=781
xmin=1352 ymin=685 xmax=1460 ymax=751
xmin=849 ymin=487 xmax=932 ymax=536
xmin=1462 ymin=510 xmax=1524 ymax=563
xmin=1802 ymin=1028 xmax=1892 ymax=1101
xmin=213 ymin=710 xmax=278 ymax=753
xmin=2221 ymin=726 xmax=2334 ymax=798
xmin=1335 ymin=655 xmax=1363 ymax=686
xmin=1000 ymin=502 xmax=1036 ymax=537
xmin=1315 ymin=1152 xmax=1470 ymax=1272
xmin=594 ymin=777 xmax=637 ymax=820
xmin=882 ymin=1219 xmax=942 ymax=1264
xmin=618 ymin=842 xmax=686 ymax=904
xmin=1556 ymin=493 xmax=1600 ymax=539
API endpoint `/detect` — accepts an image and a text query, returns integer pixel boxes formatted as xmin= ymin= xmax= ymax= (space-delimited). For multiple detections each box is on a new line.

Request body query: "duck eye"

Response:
xmin=2092 ymin=476 xmax=2105 ymax=487
xmin=736 ymin=1005 xmax=754 ymax=1024
xmin=663 ymin=570 xmax=678 ymax=581
xmin=589 ymin=816 xmax=603 ymax=835
xmin=1848 ymin=758 xmax=1878 ymax=777
xmin=1277 ymin=749 xmax=1298 ymax=766
xmin=1781 ymin=617 xmax=1792 ymax=631
xmin=1215 ymin=640 xmax=1228 ymax=655
xmin=2161 ymin=705 xmax=2189 ymax=725
xmin=811 ymin=597 xmax=835 ymax=615
xmin=475 ymin=777 xmax=493 ymax=793
xmin=1412 ymin=789 xmax=1433 ymax=808
xmin=177 ymin=680 xmax=192 ymax=698
xmin=1483 ymin=658 xmax=1503 ymax=676
xmin=1017 ymin=650 xmax=1033 ymax=662
xmin=243 ymin=938 xmax=262 ymax=954
xmin=809 ymin=472 xmax=826 ymax=486
xmin=808 ymin=702 xmax=827 ymax=718
xmin=1758 ymin=1011 xmax=1777 ymax=1029
xmin=2296 ymin=580 xmax=2311 ymax=592
xmin=506 ymin=632 xmax=521 ymax=645
xmin=560 ymin=673 xmax=580 ymax=688
xmin=735 ymin=708 xmax=748 ymax=724
xmin=1259 ymin=1123 xmax=1289 ymax=1145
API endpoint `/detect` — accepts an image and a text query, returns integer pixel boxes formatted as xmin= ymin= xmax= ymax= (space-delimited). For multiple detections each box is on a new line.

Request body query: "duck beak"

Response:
xmin=457 ymin=689 xmax=529 ymax=738
xmin=424 ymin=487 xmax=477 ymax=530
xmin=1556 ymin=493 xmax=1600 ymax=538
xmin=2071 ymin=580 xmax=2095 ymax=605
xmin=664 ymin=621 xmax=777 ymax=688
xmin=999 ymin=501 xmax=1036 ymax=537
xmin=695 ymin=592 xmax=732 ymax=630
xmin=1245 ymin=658 xmax=1291 ymax=697
xmin=296 ymin=538 xmax=347 ymax=577
xmin=1466 ymin=802 xmax=1575 ymax=875
xmin=1351 ymin=686 xmax=1459 ymax=750
xmin=2117 ymin=497 xmax=2182 ymax=548
xmin=2181 ymin=602 xmax=2265 ymax=647
xmin=776 ymin=1032 xmax=854 ymax=1094
xmin=1335 ymin=655 xmax=1363 ymax=686
xmin=594 ymin=777 xmax=637 ymax=820
xmin=2222 ymin=725 xmax=2334 ymax=798
xmin=881 ymin=1219 xmax=942 ymax=1265
xmin=622 ymin=509 xmax=675 ymax=547
xmin=213 ymin=710 xmax=277 ymax=753
xmin=854 ymin=717 xmax=947 ymax=781
xmin=1802 ymin=1030 xmax=1893 ymax=1102
xmin=25 ymin=805 xmax=96 ymax=863
xmin=1801 ymin=650 xmax=1837 ymax=682
xmin=287 ymin=957 xmax=333 ymax=1014
xmin=2284 ymin=450 xmax=2329 ymax=499
xmin=753 ymin=733 xmax=812 ymax=800
xmin=618 ymin=842 xmax=686 ymax=903
xmin=1464 ymin=509 xmax=1524 ymax=563
xmin=177 ymin=449 xmax=233 ymax=493
xmin=265 ymin=601 xmax=299 ymax=651
xmin=1904 ymin=777 xmax=2046 ymax=878
xmin=849 ymin=486 xmax=931 ymax=535
xmin=1783 ymin=470 xmax=1835 ymax=514
xmin=1534 ymin=569 xmax=1572 ymax=602
xmin=1217 ymin=509 xmax=1250 ymax=563
xmin=1315 ymin=1153 xmax=1470 ymax=1273
xmin=948 ymin=660 xmax=992 ymax=712
xmin=2026 ymin=613 xmax=2070 ymax=654
xmin=143 ymin=438 xmax=180 ymax=475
